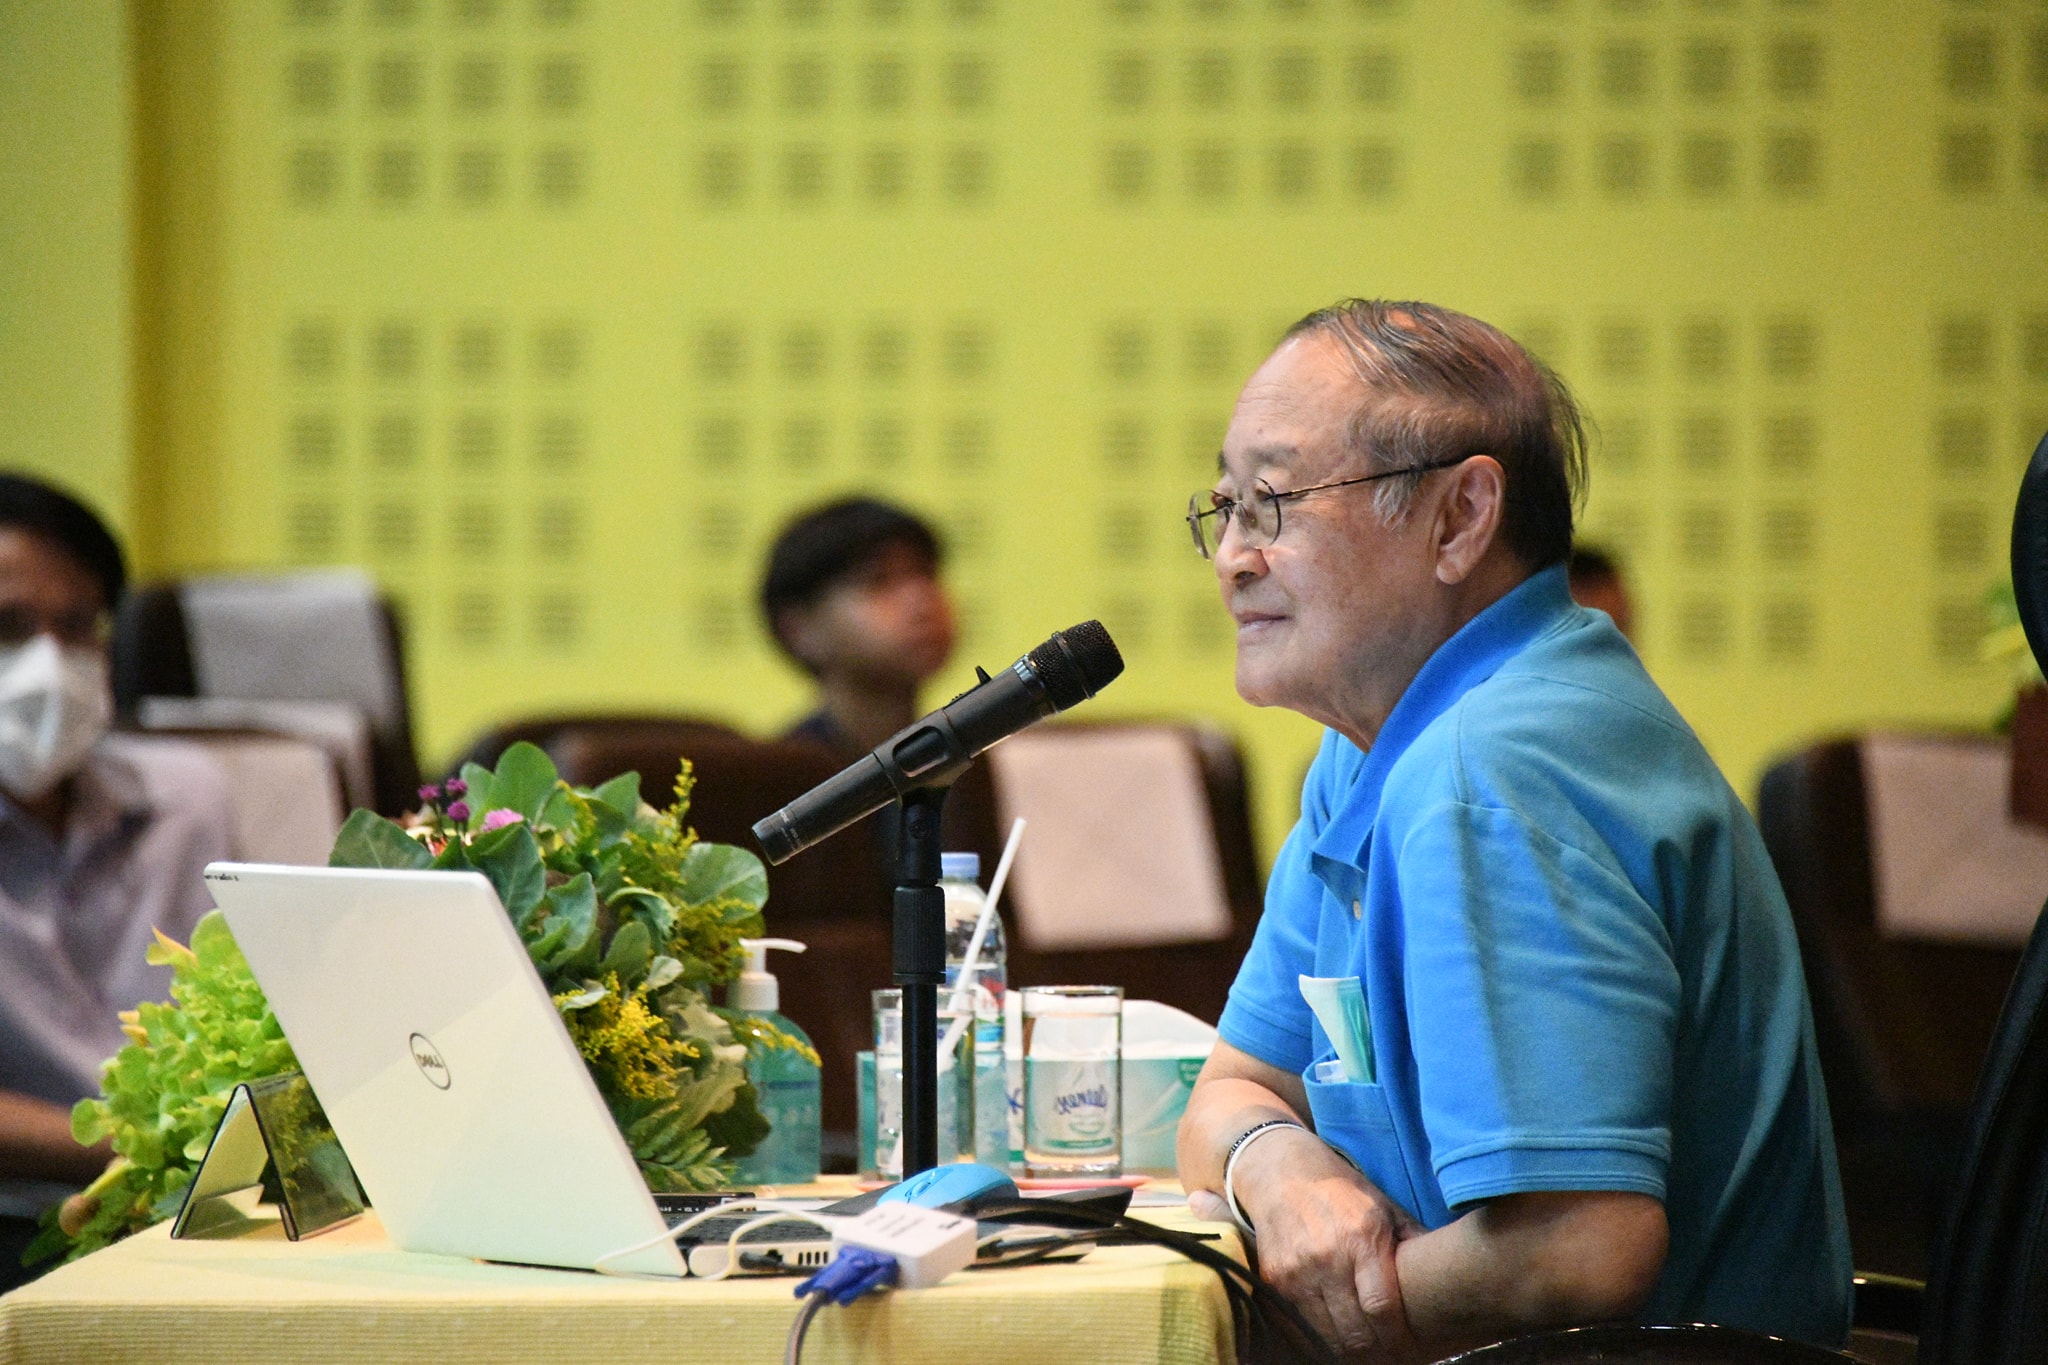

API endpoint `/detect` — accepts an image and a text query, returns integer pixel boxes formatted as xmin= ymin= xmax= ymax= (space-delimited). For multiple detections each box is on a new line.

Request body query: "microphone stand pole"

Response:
xmin=892 ymin=784 xmax=949 ymax=1177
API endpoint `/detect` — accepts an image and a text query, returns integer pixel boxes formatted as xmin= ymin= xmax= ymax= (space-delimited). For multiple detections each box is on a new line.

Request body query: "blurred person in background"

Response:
xmin=760 ymin=496 xmax=999 ymax=869
xmin=761 ymin=496 xmax=958 ymax=755
xmin=1176 ymin=301 xmax=1847 ymax=1358
xmin=0 ymin=474 xmax=233 ymax=1292
xmin=1567 ymin=543 xmax=1636 ymax=641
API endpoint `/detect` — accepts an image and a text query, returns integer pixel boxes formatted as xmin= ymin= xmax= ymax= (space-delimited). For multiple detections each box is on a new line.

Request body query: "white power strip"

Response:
xmin=829 ymin=1204 xmax=978 ymax=1289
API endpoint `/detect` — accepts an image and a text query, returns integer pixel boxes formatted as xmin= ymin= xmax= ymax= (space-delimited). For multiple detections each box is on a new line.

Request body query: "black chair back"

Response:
xmin=1918 ymin=429 xmax=2048 ymax=1364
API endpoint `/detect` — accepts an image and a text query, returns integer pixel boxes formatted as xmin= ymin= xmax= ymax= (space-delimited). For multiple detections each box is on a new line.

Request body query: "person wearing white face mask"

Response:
xmin=0 ymin=474 xmax=232 ymax=1292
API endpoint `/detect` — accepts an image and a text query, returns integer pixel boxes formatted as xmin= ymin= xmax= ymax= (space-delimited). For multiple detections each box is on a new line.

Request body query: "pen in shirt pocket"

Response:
xmin=1299 ymin=974 xmax=1373 ymax=1083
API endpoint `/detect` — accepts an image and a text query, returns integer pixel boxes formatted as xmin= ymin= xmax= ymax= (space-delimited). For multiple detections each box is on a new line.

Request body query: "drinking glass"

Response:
xmin=871 ymin=988 xmax=974 ymax=1178
xmin=1021 ymin=985 xmax=1123 ymax=1177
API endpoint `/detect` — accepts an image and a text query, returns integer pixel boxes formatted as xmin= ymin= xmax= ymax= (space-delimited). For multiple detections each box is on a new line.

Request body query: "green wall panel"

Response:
xmin=0 ymin=1 xmax=133 ymax=532
xmin=131 ymin=0 xmax=2048 ymax=859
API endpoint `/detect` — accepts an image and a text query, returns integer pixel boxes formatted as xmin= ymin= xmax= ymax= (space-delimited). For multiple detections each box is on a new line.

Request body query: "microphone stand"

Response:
xmin=892 ymin=784 xmax=949 ymax=1177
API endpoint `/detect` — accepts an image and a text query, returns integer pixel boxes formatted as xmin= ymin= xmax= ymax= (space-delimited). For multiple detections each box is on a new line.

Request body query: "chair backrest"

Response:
xmin=1757 ymin=738 xmax=2026 ymax=1121
xmin=122 ymin=729 xmax=346 ymax=866
xmin=111 ymin=576 xmax=421 ymax=816
xmin=1920 ymin=428 xmax=2048 ymax=1363
xmin=989 ymin=720 xmax=1263 ymax=1028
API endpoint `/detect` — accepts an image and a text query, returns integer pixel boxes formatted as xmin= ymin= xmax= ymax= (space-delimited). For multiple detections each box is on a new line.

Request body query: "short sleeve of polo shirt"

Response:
xmin=1394 ymin=793 xmax=1679 ymax=1208
xmin=1216 ymin=734 xmax=1354 ymax=1075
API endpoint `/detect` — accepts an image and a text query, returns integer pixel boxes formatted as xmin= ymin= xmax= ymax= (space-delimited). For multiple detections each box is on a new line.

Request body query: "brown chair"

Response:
xmin=1757 ymin=737 xmax=2027 ymax=1279
xmin=454 ymin=715 xmax=897 ymax=1160
xmin=992 ymin=721 xmax=1263 ymax=1030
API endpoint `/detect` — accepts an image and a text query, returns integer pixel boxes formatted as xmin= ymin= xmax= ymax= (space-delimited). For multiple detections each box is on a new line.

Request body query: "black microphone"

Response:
xmin=752 ymin=620 xmax=1124 ymax=864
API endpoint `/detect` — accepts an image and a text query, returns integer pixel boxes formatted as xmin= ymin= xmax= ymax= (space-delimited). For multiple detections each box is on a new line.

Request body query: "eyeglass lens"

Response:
xmin=1187 ymin=482 xmax=1279 ymax=559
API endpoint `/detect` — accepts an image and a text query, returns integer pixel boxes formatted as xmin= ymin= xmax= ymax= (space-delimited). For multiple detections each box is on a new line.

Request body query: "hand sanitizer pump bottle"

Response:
xmin=731 ymin=938 xmax=821 ymax=1185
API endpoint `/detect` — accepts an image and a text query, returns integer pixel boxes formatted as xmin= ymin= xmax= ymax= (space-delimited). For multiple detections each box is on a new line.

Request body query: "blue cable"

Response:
xmin=793 ymin=1246 xmax=899 ymax=1306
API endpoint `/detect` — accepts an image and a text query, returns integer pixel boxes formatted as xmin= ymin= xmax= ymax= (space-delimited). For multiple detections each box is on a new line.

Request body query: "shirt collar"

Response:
xmin=1310 ymin=563 xmax=1577 ymax=883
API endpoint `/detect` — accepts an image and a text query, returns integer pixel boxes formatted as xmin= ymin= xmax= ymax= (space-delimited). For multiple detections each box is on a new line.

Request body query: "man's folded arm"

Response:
xmin=0 ymin=1088 xmax=109 ymax=1185
xmin=1178 ymin=1039 xmax=1311 ymax=1193
xmin=1179 ymin=1043 xmax=1669 ymax=1362
xmin=1395 ymin=1188 xmax=1668 ymax=1356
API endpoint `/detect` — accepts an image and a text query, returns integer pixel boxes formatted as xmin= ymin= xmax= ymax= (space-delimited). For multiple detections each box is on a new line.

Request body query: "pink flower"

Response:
xmin=446 ymin=801 xmax=471 ymax=822
xmin=480 ymin=809 xmax=523 ymax=832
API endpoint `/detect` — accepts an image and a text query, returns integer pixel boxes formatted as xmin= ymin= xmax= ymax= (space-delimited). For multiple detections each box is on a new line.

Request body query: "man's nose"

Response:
xmin=1212 ymin=516 xmax=1264 ymax=581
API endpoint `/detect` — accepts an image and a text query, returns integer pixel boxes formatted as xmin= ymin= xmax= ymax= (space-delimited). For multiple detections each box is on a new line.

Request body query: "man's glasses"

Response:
xmin=1184 ymin=457 xmax=1471 ymax=560
xmin=0 ymin=606 xmax=113 ymax=651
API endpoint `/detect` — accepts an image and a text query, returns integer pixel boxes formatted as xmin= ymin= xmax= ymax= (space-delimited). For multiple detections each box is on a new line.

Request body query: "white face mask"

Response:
xmin=0 ymin=635 xmax=112 ymax=801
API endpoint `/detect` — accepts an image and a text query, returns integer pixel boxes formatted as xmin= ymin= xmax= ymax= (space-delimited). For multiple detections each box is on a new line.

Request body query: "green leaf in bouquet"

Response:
xmin=674 ymin=842 xmax=768 ymax=916
xmin=554 ymin=982 xmax=609 ymax=1010
xmin=489 ymin=741 xmax=561 ymax=825
xmin=430 ymin=837 xmax=473 ymax=871
xmin=643 ymin=955 xmax=684 ymax=992
xmin=539 ymin=785 xmax=581 ymax=837
xmin=327 ymin=809 xmax=433 ymax=871
xmin=526 ymin=873 xmax=597 ymax=967
xmin=524 ymin=916 xmax=573 ymax=968
xmin=458 ymin=761 xmax=496 ymax=821
xmin=593 ymin=772 xmax=642 ymax=817
xmin=607 ymin=885 xmax=675 ymax=943
xmin=601 ymin=919 xmax=654 ymax=986
xmin=466 ymin=821 xmax=546 ymax=923
xmin=660 ymin=1054 xmax=749 ymax=1134
xmin=188 ymin=911 xmax=247 ymax=971
xmin=71 ymin=1095 xmax=109 ymax=1145
xmin=699 ymin=1079 xmax=770 ymax=1161
xmin=588 ymin=845 xmax=628 ymax=900
xmin=542 ymin=870 xmax=598 ymax=933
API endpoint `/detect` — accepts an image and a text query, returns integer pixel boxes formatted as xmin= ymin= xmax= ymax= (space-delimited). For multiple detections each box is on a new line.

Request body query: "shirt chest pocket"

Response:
xmin=1303 ymin=1058 xmax=1427 ymax=1226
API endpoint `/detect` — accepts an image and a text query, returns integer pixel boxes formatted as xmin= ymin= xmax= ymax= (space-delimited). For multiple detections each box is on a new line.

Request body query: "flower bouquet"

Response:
xmin=37 ymin=741 xmax=808 ymax=1265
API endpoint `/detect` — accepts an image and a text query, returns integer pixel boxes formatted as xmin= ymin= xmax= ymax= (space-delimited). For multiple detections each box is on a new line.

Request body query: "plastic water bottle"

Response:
xmin=941 ymin=852 xmax=1010 ymax=1168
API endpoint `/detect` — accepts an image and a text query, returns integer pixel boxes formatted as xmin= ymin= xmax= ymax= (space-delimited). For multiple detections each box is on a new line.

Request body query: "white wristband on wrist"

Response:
xmin=1221 ymin=1118 xmax=1308 ymax=1237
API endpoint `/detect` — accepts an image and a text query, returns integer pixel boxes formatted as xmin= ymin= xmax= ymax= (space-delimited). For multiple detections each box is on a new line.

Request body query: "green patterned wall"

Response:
xmin=130 ymin=0 xmax=2048 ymax=857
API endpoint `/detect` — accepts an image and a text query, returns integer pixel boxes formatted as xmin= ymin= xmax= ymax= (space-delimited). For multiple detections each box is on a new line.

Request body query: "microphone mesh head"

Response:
xmin=1029 ymin=620 xmax=1125 ymax=710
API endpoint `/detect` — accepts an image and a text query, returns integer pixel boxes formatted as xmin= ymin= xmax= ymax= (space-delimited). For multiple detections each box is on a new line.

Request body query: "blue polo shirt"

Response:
xmin=1219 ymin=565 xmax=1851 ymax=1345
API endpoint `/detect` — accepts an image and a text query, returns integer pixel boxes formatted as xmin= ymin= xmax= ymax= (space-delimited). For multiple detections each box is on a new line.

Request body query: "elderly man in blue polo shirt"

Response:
xmin=1176 ymin=301 xmax=1849 ymax=1360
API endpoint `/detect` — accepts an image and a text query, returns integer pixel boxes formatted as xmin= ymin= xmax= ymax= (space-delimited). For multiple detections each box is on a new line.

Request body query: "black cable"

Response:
xmin=970 ymin=1198 xmax=1339 ymax=1365
xmin=784 ymin=1290 xmax=827 ymax=1365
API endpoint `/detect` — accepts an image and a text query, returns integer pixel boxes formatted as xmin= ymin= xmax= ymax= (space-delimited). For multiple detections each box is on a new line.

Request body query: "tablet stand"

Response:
xmin=171 ymin=1070 xmax=366 ymax=1241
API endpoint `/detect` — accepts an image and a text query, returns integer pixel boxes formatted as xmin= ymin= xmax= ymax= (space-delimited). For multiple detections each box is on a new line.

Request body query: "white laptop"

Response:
xmin=203 ymin=861 xmax=687 ymax=1276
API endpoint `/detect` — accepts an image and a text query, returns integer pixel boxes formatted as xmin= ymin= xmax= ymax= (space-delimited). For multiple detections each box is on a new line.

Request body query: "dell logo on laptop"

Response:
xmin=409 ymin=1032 xmax=451 ymax=1089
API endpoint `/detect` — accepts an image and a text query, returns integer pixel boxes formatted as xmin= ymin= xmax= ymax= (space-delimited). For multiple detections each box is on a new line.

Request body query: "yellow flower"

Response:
xmin=555 ymin=974 xmax=694 ymax=1101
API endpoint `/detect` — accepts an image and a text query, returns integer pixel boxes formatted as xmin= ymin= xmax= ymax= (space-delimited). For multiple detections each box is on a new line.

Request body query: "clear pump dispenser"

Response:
xmin=731 ymin=937 xmax=821 ymax=1184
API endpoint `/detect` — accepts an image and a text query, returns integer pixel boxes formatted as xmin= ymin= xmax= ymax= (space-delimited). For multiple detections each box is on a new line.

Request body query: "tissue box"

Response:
xmin=1118 ymin=1000 xmax=1217 ymax=1175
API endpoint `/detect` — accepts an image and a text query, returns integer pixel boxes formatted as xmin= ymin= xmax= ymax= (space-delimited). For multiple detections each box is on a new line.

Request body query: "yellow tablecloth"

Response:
xmin=0 ymin=1201 xmax=1240 ymax=1365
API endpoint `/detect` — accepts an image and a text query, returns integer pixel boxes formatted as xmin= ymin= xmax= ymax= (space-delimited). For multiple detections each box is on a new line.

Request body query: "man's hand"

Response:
xmin=0 ymin=1089 xmax=110 ymax=1185
xmin=1178 ymin=1044 xmax=1669 ymax=1362
xmin=1178 ymin=1043 xmax=1424 ymax=1359
xmin=1232 ymin=1124 xmax=1427 ymax=1361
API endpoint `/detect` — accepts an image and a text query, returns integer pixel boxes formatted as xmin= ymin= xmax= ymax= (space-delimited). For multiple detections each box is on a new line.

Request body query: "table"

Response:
xmin=0 ymin=1198 xmax=1241 ymax=1365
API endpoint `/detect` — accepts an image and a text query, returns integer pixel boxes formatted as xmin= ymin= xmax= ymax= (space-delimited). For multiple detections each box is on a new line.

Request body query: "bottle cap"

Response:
xmin=733 ymin=937 xmax=806 ymax=1013
xmin=940 ymin=851 xmax=980 ymax=882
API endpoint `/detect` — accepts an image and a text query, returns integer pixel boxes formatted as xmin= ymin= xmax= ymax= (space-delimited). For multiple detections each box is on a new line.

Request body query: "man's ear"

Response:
xmin=1433 ymin=455 xmax=1506 ymax=585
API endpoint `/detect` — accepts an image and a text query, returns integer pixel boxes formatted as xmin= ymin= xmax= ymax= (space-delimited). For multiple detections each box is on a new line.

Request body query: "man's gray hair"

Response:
xmin=1285 ymin=300 xmax=1587 ymax=570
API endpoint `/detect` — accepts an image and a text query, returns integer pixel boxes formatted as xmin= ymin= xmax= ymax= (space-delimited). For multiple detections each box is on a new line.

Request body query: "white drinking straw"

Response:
xmin=936 ymin=817 xmax=1025 ymax=1068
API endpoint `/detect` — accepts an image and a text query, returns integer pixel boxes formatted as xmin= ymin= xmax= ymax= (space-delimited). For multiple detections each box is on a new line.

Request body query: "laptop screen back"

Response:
xmin=204 ymin=861 xmax=685 ymax=1276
